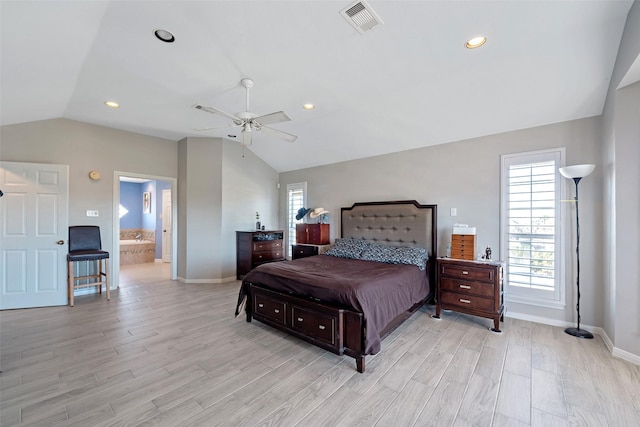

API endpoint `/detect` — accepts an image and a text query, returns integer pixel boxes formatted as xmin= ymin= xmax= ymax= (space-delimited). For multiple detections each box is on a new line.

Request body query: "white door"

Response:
xmin=0 ymin=162 xmax=69 ymax=309
xmin=161 ymin=189 xmax=172 ymax=263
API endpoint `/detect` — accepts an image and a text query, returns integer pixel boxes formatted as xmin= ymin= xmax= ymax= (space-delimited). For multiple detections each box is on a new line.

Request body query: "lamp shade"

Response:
xmin=559 ymin=164 xmax=595 ymax=179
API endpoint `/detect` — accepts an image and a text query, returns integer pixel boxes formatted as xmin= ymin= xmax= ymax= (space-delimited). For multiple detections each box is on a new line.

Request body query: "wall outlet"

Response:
xmin=450 ymin=208 xmax=457 ymax=217
xmin=86 ymin=210 xmax=99 ymax=217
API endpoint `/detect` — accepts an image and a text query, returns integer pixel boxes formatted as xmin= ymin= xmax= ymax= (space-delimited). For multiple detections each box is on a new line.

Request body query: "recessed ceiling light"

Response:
xmin=303 ymin=104 xmax=315 ymax=110
xmin=466 ymin=36 xmax=486 ymax=49
xmin=104 ymin=101 xmax=120 ymax=108
xmin=154 ymin=29 xmax=175 ymax=43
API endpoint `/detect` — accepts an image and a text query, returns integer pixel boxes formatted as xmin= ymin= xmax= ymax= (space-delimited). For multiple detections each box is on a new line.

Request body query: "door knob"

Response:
xmin=57 ymin=240 xmax=65 ymax=245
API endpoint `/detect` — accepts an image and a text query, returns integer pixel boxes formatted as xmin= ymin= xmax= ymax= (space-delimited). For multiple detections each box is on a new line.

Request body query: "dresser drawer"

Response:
xmin=254 ymin=293 xmax=286 ymax=325
xmin=252 ymin=249 xmax=284 ymax=263
xmin=441 ymin=291 xmax=493 ymax=312
xmin=440 ymin=263 xmax=494 ymax=282
xmin=253 ymin=240 xmax=283 ymax=251
xmin=440 ymin=277 xmax=494 ymax=298
xmin=291 ymin=305 xmax=339 ymax=346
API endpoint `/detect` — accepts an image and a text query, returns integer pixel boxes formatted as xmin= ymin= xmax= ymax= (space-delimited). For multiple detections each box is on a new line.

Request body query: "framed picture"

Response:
xmin=143 ymin=191 xmax=151 ymax=213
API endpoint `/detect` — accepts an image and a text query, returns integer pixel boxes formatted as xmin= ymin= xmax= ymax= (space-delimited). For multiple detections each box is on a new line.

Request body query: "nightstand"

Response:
xmin=292 ymin=244 xmax=331 ymax=260
xmin=433 ymin=257 xmax=505 ymax=332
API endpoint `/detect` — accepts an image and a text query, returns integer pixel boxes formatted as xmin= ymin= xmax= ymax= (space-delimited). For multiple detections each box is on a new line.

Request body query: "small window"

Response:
xmin=286 ymin=182 xmax=307 ymax=258
xmin=501 ymin=148 xmax=565 ymax=307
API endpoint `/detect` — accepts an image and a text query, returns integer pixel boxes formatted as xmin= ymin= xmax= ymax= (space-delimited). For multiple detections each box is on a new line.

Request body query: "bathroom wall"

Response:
xmin=120 ymin=181 xmax=143 ymax=229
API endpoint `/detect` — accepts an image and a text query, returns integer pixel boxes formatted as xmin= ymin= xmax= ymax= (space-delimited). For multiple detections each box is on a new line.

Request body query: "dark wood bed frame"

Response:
xmin=244 ymin=200 xmax=438 ymax=373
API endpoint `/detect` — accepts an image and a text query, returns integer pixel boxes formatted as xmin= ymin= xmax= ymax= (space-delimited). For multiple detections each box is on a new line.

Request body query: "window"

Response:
xmin=286 ymin=182 xmax=307 ymax=258
xmin=501 ymin=148 xmax=565 ymax=308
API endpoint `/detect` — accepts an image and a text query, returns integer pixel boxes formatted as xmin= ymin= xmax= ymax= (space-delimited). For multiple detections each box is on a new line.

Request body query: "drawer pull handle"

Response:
xmin=258 ymin=303 xmax=264 ymax=308
xmin=459 ymin=299 xmax=471 ymax=304
xmin=297 ymin=317 xmax=303 ymax=322
xmin=274 ymin=309 xmax=280 ymax=313
xmin=318 ymin=325 xmax=326 ymax=330
xmin=459 ymin=284 xmax=471 ymax=289
xmin=462 ymin=271 xmax=469 ymax=275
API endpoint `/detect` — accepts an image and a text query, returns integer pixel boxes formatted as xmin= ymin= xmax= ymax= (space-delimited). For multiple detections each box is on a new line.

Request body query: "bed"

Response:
xmin=236 ymin=200 xmax=437 ymax=373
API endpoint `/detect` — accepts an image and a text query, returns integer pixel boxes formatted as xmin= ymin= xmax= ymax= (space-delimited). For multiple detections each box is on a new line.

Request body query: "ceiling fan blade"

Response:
xmin=260 ymin=125 xmax=298 ymax=143
xmin=193 ymin=123 xmax=242 ymax=132
xmin=193 ymin=104 xmax=241 ymax=123
xmin=253 ymin=111 xmax=291 ymax=126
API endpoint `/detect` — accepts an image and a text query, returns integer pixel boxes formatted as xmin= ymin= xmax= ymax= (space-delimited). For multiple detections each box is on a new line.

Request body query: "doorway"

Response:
xmin=112 ymin=172 xmax=177 ymax=287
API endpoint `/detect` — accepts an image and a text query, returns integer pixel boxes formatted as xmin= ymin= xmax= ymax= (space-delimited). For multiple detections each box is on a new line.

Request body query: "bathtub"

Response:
xmin=119 ymin=240 xmax=155 ymax=265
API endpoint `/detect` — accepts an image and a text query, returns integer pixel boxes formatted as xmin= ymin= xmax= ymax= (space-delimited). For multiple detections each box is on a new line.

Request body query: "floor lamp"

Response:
xmin=559 ymin=164 xmax=595 ymax=339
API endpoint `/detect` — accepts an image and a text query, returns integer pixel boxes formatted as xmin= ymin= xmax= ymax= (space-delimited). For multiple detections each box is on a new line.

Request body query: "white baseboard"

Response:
xmin=177 ymin=275 xmax=238 ymax=284
xmin=506 ymin=311 xmax=639 ymax=366
xmin=154 ymin=259 xmax=163 ymax=263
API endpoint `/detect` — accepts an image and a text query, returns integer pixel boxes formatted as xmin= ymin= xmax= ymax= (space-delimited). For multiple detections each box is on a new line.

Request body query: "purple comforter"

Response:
xmin=238 ymin=254 xmax=430 ymax=354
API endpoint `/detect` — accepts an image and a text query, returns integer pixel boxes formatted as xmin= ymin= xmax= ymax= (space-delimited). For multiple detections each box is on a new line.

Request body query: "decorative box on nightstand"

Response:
xmin=296 ymin=223 xmax=330 ymax=245
xmin=433 ymin=257 xmax=505 ymax=332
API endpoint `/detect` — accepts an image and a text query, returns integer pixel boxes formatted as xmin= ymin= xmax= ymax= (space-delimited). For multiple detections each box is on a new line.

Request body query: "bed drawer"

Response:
xmin=440 ymin=291 xmax=493 ymax=312
xmin=291 ymin=305 xmax=340 ymax=346
xmin=254 ymin=293 xmax=287 ymax=325
xmin=440 ymin=277 xmax=494 ymax=298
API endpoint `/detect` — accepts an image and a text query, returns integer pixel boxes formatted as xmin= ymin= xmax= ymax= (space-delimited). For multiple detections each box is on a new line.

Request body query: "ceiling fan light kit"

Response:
xmin=194 ymin=78 xmax=297 ymax=148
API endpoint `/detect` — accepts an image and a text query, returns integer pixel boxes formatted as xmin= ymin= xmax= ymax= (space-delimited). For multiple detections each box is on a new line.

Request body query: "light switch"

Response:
xmin=450 ymin=208 xmax=457 ymax=216
xmin=86 ymin=210 xmax=99 ymax=217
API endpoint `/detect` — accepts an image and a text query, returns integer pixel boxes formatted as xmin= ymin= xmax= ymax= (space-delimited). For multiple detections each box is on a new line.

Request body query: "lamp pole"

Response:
xmin=559 ymin=164 xmax=595 ymax=339
xmin=564 ymin=177 xmax=593 ymax=338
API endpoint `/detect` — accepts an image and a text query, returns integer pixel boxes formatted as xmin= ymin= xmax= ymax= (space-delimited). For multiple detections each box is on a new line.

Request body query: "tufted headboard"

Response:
xmin=341 ymin=200 xmax=438 ymax=260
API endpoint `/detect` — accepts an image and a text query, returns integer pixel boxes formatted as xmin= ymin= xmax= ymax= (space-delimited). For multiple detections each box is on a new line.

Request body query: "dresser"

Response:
xmin=292 ymin=244 xmax=331 ymax=260
xmin=236 ymin=230 xmax=285 ymax=279
xmin=434 ymin=258 xmax=505 ymax=332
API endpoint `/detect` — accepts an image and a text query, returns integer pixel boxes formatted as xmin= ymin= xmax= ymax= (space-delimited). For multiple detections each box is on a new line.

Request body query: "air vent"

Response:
xmin=340 ymin=0 xmax=383 ymax=34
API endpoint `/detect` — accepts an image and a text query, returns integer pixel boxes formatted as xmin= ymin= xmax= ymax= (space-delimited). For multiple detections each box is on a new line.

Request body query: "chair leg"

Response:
xmin=105 ymin=258 xmax=110 ymax=301
xmin=97 ymin=260 xmax=102 ymax=294
xmin=68 ymin=260 xmax=74 ymax=307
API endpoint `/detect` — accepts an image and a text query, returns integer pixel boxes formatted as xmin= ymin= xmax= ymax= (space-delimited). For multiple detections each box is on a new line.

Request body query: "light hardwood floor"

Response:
xmin=1 ymin=263 xmax=639 ymax=426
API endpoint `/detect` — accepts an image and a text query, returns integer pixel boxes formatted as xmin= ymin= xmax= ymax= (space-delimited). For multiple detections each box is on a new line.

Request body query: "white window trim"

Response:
xmin=500 ymin=148 xmax=566 ymax=309
xmin=286 ymin=182 xmax=307 ymax=259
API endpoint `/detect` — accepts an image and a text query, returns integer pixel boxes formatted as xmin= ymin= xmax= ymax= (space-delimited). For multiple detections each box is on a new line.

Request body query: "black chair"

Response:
xmin=67 ymin=226 xmax=110 ymax=306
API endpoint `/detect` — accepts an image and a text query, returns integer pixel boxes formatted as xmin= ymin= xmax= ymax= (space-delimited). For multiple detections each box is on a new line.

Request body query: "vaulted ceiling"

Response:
xmin=1 ymin=1 xmax=634 ymax=172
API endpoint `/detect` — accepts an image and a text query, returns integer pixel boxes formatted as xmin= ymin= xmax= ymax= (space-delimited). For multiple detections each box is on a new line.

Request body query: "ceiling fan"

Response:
xmin=193 ymin=78 xmax=297 ymax=146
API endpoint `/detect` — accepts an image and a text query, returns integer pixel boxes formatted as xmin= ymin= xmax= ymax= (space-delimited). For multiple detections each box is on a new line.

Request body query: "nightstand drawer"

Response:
xmin=440 ymin=277 xmax=494 ymax=298
xmin=440 ymin=264 xmax=494 ymax=282
xmin=441 ymin=292 xmax=493 ymax=312
xmin=292 ymin=244 xmax=318 ymax=259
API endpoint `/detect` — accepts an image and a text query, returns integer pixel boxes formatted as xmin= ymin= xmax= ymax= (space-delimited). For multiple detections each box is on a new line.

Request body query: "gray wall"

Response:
xmin=177 ymin=137 xmax=224 ymax=281
xmin=279 ymin=116 xmax=604 ymax=327
xmin=221 ymin=143 xmax=280 ymax=280
xmin=0 ymin=118 xmax=178 ymax=268
xmin=601 ymin=0 xmax=640 ymax=359
xmin=177 ymin=137 xmax=279 ymax=282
